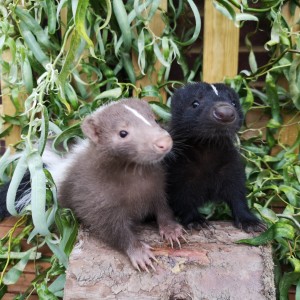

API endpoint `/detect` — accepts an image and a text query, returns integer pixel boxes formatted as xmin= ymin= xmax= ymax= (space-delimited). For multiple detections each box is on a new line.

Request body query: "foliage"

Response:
xmin=0 ymin=0 xmax=299 ymax=299
xmin=219 ymin=1 xmax=300 ymax=298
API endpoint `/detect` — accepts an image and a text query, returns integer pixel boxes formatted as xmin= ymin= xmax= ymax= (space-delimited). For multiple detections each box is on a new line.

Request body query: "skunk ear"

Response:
xmin=81 ymin=115 xmax=101 ymax=144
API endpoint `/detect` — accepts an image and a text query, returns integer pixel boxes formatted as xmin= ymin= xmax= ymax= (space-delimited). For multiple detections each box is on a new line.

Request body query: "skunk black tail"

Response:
xmin=0 ymin=171 xmax=32 ymax=220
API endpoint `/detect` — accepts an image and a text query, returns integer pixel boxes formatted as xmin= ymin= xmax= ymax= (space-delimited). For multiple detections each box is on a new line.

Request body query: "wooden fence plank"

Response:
xmin=203 ymin=0 xmax=239 ymax=82
xmin=1 ymin=51 xmax=22 ymax=150
xmin=132 ymin=0 xmax=168 ymax=101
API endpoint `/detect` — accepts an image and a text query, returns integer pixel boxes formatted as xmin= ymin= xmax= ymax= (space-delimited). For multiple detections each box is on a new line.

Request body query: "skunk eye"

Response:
xmin=119 ymin=130 xmax=128 ymax=138
xmin=231 ymin=101 xmax=236 ymax=107
xmin=192 ymin=101 xmax=200 ymax=108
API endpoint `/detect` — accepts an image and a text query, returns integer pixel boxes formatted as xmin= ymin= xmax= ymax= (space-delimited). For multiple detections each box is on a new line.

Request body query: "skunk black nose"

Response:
xmin=213 ymin=104 xmax=236 ymax=123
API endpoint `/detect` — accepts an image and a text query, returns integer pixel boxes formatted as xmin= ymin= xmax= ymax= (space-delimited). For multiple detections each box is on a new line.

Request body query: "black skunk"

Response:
xmin=165 ymin=82 xmax=265 ymax=232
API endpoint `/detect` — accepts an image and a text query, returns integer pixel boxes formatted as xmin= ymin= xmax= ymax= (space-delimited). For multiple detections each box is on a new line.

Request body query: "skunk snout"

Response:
xmin=212 ymin=103 xmax=236 ymax=123
xmin=153 ymin=134 xmax=173 ymax=154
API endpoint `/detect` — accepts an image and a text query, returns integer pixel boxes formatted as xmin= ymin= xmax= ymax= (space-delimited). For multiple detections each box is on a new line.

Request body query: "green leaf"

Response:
xmin=266 ymin=118 xmax=281 ymax=128
xmin=58 ymin=29 xmax=81 ymax=85
xmin=0 ymin=124 xmax=13 ymax=138
xmin=289 ymin=54 xmax=300 ymax=110
xmin=236 ymin=224 xmax=274 ymax=246
xmin=113 ymin=0 xmax=132 ymax=51
xmin=121 ymin=52 xmax=136 ymax=83
xmin=15 ymin=7 xmax=52 ymax=49
xmin=0 ymin=284 xmax=7 ymax=299
xmin=45 ymin=237 xmax=69 ymax=268
xmin=137 ymin=28 xmax=146 ymax=74
xmin=93 ymin=87 xmax=122 ymax=101
xmin=242 ymin=85 xmax=254 ymax=112
xmin=7 ymin=152 xmax=28 ymax=216
xmin=0 ymin=251 xmax=41 ymax=260
xmin=57 ymin=86 xmax=72 ymax=114
xmin=162 ymin=37 xmax=170 ymax=60
xmin=5 ymin=37 xmax=16 ymax=62
xmin=279 ymin=272 xmax=300 ymax=300
xmin=279 ymin=185 xmax=299 ymax=206
xmin=275 ymin=222 xmax=295 ymax=240
xmin=36 ymin=280 xmax=58 ymax=300
xmin=52 ymin=123 xmax=82 ymax=152
xmin=55 ymin=209 xmax=78 ymax=256
xmin=45 ymin=0 xmax=57 ymax=34
xmin=141 ymin=85 xmax=161 ymax=99
xmin=237 ymin=221 xmax=294 ymax=246
xmin=213 ymin=0 xmax=235 ymax=21
xmin=27 ymin=151 xmax=50 ymax=236
xmin=266 ymin=73 xmax=281 ymax=123
xmin=149 ymin=102 xmax=171 ymax=121
xmin=2 ymin=250 xmax=32 ymax=285
xmin=288 ymin=257 xmax=300 ymax=273
xmin=154 ymin=43 xmax=170 ymax=68
xmin=22 ymin=56 xmax=33 ymax=93
xmin=296 ymin=280 xmax=300 ymax=300
xmin=48 ymin=274 xmax=66 ymax=297
xmin=74 ymin=0 xmax=93 ymax=47
xmin=265 ymin=13 xmax=281 ymax=50
xmin=248 ymin=50 xmax=257 ymax=73
xmin=294 ymin=166 xmax=300 ymax=184
xmin=64 ymin=82 xmax=79 ymax=110
xmin=38 ymin=107 xmax=49 ymax=155
xmin=0 ymin=148 xmax=12 ymax=182
xmin=0 ymin=34 xmax=5 ymax=49
xmin=282 ymin=205 xmax=294 ymax=216
xmin=255 ymin=205 xmax=278 ymax=223
xmin=19 ymin=21 xmax=50 ymax=68
xmin=235 ymin=13 xmax=258 ymax=23
xmin=175 ymin=0 xmax=201 ymax=46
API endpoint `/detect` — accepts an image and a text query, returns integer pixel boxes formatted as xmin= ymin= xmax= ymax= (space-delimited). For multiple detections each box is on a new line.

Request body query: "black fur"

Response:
xmin=0 ymin=171 xmax=31 ymax=220
xmin=0 ymin=182 xmax=10 ymax=220
xmin=165 ymin=82 xmax=264 ymax=232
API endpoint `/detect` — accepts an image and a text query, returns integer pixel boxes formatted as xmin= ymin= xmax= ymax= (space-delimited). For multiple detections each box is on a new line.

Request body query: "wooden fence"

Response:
xmin=0 ymin=0 xmax=241 ymax=152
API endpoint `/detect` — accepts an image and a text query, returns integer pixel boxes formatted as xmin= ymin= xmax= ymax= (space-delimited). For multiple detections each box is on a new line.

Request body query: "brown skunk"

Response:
xmin=58 ymin=98 xmax=184 ymax=271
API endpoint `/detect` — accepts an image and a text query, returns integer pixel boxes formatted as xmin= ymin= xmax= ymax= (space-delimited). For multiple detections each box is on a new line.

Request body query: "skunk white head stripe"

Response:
xmin=123 ymin=105 xmax=152 ymax=126
xmin=210 ymin=84 xmax=219 ymax=96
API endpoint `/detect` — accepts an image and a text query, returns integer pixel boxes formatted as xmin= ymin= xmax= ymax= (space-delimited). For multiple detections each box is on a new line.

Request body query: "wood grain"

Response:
xmin=65 ymin=222 xmax=275 ymax=300
xmin=203 ymin=0 xmax=239 ymax=82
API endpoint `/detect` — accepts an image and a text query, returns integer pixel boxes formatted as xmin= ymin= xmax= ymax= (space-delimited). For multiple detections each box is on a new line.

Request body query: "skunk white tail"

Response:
xmin=15 ymin=139 xmax=89 ymax=211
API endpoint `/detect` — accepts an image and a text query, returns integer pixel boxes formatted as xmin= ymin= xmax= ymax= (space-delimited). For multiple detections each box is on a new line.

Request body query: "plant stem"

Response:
xmin=277 ymin=214 xmax=300 ymax=231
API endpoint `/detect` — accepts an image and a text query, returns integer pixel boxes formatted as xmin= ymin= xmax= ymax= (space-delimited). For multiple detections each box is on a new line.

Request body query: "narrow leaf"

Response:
xmin=113 ymin=0 xmax=132 ymax=51
xmin=74 ymin=0 xmax=93 ymax=47
xmin=27 ymin=151 xmax=49 ymax=236
xmin=7 ymin=153 xmax=28 ymax=216
xmin=2 ymin=250 xmax=32 ymax=285
xmin=93 ymin=87 xmax=122 ymax=101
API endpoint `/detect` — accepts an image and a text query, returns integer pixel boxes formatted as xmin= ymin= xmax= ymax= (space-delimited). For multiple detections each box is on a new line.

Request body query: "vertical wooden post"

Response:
xmin=132 ymin=1 xmax=168 ymax=101
xmin=203 ymin=0 xmax=240 ymax=83
xmin=1 ymin=51 xmax=22 ymax=151
xmin=281 ymin=3 xmax=300 ymax=33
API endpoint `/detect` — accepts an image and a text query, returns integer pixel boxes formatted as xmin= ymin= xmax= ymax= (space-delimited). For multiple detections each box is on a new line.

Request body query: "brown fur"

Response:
xmin=59 ymin=98 xmax=183 ymax=271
